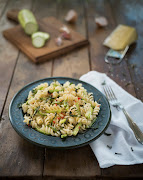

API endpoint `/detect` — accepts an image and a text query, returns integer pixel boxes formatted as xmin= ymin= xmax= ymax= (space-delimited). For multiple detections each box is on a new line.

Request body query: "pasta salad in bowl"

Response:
xmin=22 ymin=81 xmax=100 ymax=138
xmin=9 ymin=77 xmax=111 ymax=149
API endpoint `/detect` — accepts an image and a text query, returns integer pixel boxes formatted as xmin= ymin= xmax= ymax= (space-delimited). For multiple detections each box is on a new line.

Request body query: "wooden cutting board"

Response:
xmin=3 ymin=11 xmax=88 ymax=63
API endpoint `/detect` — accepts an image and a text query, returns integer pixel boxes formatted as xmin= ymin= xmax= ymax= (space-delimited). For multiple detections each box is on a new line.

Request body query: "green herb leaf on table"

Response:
xmin=122 ymin=72 xmax=126 ymax=77
xmin=125 ymin=82 xmax=131 ymax=87
xmin=115 ymin=152 xmax=122 ymax=155
xmin=104 ymin=132 xmax=112 ymax=136
xmin=107 ymin=145 xmax=112 ymax=149
xmin=101 ymin=80 xmax=106 ymax=86
xmin=130 ymin=64 xmax=137 ymax=69
xmin=131 ymin=147 xmax=134 ymax=152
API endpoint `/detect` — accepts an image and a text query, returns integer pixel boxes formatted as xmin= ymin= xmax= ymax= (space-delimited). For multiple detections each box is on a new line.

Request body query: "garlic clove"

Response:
xmin=65 ymin=9 xmax=77 ymax=23
xmin=59 ymin=26 xmax=70 ymax=34
xmin=95 ymin=16 xmax=108 ymax=27
xmin=55 ymin=36 xmax=63 ymax=46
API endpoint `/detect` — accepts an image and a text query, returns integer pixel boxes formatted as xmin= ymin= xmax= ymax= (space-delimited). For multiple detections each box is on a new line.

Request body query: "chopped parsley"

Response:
xmin=18 ymin=103 xmax=22 ymax=108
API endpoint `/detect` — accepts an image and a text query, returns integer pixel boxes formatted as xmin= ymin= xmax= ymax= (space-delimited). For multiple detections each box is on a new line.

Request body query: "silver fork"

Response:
xmin=103 ymin=85 xmax=143 ymax=145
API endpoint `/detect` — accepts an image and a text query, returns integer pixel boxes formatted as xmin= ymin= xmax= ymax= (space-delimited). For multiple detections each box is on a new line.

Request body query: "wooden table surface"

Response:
xmin=0 ymin=0 xmax=143 ymax=179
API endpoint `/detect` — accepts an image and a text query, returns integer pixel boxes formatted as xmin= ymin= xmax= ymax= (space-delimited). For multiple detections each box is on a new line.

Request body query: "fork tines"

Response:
xmin=103 ymin=85 xmax=117 ymax=101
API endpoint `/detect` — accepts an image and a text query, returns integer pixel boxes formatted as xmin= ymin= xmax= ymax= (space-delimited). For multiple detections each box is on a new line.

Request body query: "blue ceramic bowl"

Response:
xmin=9 ymin=77 xmax=111 ymax=149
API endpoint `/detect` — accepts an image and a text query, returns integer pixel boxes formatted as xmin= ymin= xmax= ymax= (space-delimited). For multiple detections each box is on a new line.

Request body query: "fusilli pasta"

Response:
xmin=22 ymin=81 xmax=101 ymax=138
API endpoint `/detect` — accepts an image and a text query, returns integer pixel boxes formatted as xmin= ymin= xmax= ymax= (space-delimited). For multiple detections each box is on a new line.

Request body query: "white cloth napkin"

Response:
xmin=80 ymin=71 xmax=143 ymax=168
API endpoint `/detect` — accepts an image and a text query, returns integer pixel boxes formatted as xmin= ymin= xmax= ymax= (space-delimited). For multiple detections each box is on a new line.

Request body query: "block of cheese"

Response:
xmin=103 ymin=24 xmax=137 ymax=50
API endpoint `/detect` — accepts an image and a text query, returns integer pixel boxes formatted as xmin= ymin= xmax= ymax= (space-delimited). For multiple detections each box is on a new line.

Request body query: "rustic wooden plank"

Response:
xmin=109 ymin=0 xmax=143 ymax=102
xmin=6 ymin=8 xmax=19 ymax=22
xmin=101 ymin=164 xmax=143 ymax=178
xmin=0 ymin=0 xmax=9 ymax=114
xmin=0 ymin=0 xmax=56 ymax=177
xmin=0 ymin=0 xmax=8 ymax=18
xmin=1 ymin=178 xmax=43 ymax=180
xmin=52 ymin=0 xmax=90 ymax=78
xmin=86 ymin=0 xmax=136 ymax=97
xmin=0 ymin=0 xmax=33 ymax=115
xmin=44 ymin=0 xmax=101 ymax=179
xmin=44 ymin=145 xmax=99 ymax=179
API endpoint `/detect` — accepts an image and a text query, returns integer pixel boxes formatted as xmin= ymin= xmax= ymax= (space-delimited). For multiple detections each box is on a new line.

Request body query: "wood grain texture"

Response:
xmin=110 ymin=0 xmax=143 ymax=102
xmin=0 ymin=0 xmax=31 ymax=114
xmin=6 ymin=8 xmax=19 ymax=22
xmin=44 ymin=146 xmax=99 ymax=179
xmin=1 ymin=0 xmax=143 ymax=179
xmin=100 ymin=0 xmax=143 ymax=178
xmin=0 ymin=0 xmax=8 ymax=18
xmin=3 ymin=17 xmax=88 ymax=63
xmin=102 ymin=164 xmax=143 ymax=178
xmin=0 ymin=0 xmax=55 ymax=177
xmin=86 ymin=0 xmax=143 ymax=178
xmin=44 ymin=0 xmax=101 ymax=178
xmin=86 ymin=0 xmax=136 ymax=97
xmin=0 ymin=0 xmax=33 ymax=115
xmin=0 ymin=0 xmax=60 ymax=178
xmin=52 ymin=0 xmax=90 ymax=78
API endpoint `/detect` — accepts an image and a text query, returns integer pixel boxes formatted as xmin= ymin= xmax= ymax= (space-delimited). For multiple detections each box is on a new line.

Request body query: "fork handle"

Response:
xmin=122 ymin=108 xmax=143 ymax=144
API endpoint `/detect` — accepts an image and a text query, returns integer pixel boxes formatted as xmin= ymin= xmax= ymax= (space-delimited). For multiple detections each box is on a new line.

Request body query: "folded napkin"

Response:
xmin=80 ymin=71 xmax=143 ymax=168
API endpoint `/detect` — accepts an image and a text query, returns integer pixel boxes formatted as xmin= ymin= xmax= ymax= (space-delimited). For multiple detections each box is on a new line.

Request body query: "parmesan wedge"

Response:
xmin=103 ymin=24 xmax=137 ymax=50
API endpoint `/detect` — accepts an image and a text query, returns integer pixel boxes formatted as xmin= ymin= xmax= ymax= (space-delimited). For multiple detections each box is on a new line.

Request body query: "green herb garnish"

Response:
xmin=70 ymin=114 xmax=78 ymax=117
xmin=49 ymin=125 xmax=57 ymax=132
xmin=61 ymin=134 xmax=67 ymax=138
xmin=69 ymin=111 xmax=78 ymax=117
xmin=33 ymin=106 xmax=40 ymax=116
xmin=75 ymin=87 xmax=80 ymax=92
xmin=18 ymin=103 xmax=22 ymax=108
xmin=26 ymin=101 xmax=29 ymax=105
xmin=32 ymin=88 xmax=37 ymax=95
xmin=37 ymin=110 xmax=47 ymax=116
xmin=39 ymin=87 xmax=43 ymax=90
